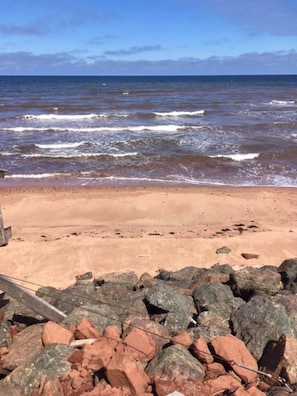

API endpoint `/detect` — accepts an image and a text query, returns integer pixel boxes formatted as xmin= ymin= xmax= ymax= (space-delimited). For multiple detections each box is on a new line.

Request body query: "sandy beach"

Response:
xmin=0 ymin=185 xmax=296 ymax=290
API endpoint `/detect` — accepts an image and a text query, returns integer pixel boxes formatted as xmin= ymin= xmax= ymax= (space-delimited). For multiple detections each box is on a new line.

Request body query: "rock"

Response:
xmin=103 ymin=325 xmax=122 ymax=340
xmin=156 ymin=267 xmax=207 ymax=289
xmin=124 ymin=327 xmax=157 ymax=362
xmin=259 ymin=333 xmax=297 ymax=385
xmin=106 ymin=343 xmax=151 ymax=396
xmin=211 ymin=334 xmax=258 ymax=384
xmin=75 ymin=317 xmax=101 ymax=339
xmin=230 ymin=266 xmax=282 ymax=299
xmin=75 ymin=271 xmax=93 ymax=282
xmin=216 ymin=246 xmax=231 ymax=254
xmin=2 ymin=324 xmax=44 ymax=372
xmin=193 ymin=282 xmax=236 ymax=312
xmin=0 ymin=343 xmax=74 ymax=395
xmin=271 ymin=294 xmax=297 ymax=330
xmin=205 ymin=374 xmax=243 ymax=395
xmin=37 ymin=283 xmax=97 ymax=315
xmin=144 ymin=284 xmax=195 ymax=335
xmin=31 ymin=377 xmax=64 ymax=396
xmin=241 ymin=253 xmax=259 ymax=260
xmin=193 ymin=282 xmax=244 ymax=338
xmin=192 ymin=338 xmax=214 ymax=364
xmin=81 ymin=336 xmax=118 ymax=371
xmin=231 ymin=296 xmax=296 ymax=361
xmin=62 ymin=302 xmax=121 ymax=333
xmin=122 ymin=316 xmax=170 ymax=352
xmin=42 ymin=321 xmax=74 ymax=346
xmin=146 ymin=344 xmax=205 ymax=382
xmin=278 ymin=258 xmax=297 ymax=292
xmin=171 ymin=331 xmax=193 ymax=349
xmin=93 ymin=271 xmax=139 ymax=288
xmin=154 ymin=376 xmax=211 ymax=396
xmin=189 ymin=263 xmax=235 ymax=290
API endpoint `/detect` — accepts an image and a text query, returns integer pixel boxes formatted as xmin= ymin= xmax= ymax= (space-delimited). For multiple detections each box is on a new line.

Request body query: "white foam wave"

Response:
xmin=211 ymin=153 xmax=259 ymax=161
xmin=22 ymin=113 xmax=128 ymax=120
xmin=23 ymin=152 xmax=138 ymax=159
xmin=7 ymin=173 xmax=63 ymax=179
xmin=36 ymin=142 xmax=87 ymax=149
xmin=269 ymin=100 xmax=296 ymax=106
xmin=154 ymin=110 xmax=205 ymax=117
xmin=2 ymin=125 xmax=196 ymax=133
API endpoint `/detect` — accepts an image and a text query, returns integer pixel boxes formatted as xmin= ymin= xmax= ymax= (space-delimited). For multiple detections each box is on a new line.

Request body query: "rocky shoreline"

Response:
xmin=1 ymin=259 xmax=297 ymax=395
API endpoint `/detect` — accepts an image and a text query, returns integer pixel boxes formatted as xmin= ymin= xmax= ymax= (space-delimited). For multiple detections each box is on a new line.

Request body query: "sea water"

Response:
xmin=0 ymin=75 xmax=296 ymax=187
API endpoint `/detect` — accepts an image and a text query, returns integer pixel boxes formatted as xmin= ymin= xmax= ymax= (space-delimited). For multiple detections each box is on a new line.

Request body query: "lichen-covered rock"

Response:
xmin=230 ymin=266 xmax=282 ymax=298
xmin=144 ymin=284 xmax=195 ymax=335
xmin=0 ymin=343 xmax=74 ymax=395
xmin=146 ymin=344 xmax=205 ymax=382
xmin=231 ymin=296 xmax=296 ymax=360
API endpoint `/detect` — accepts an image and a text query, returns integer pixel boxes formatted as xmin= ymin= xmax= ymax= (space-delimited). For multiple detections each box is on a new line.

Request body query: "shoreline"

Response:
xmin=0 ymin=184 xmax=296 ymax=290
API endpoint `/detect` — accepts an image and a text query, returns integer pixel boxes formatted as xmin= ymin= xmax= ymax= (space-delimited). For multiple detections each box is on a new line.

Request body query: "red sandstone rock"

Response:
xmin=211 ymin=334 xmax=258 ymax=384
xmin=154 ymin=376 xmax=211 ymax=396
xmin=76 ymin=317 xmax=101 ymax=339
xmin=241 ymin=253 xmax=259 ymax=260
xmin=124 ymin=327 xmax=157 ymax=362
xmin=71 ymin=372 xmax=93 ymax=393
xmin=205 ymin=373 xmax=243 ymax=394
xmin=9 ymin=324 xmax=19 ymax=342
xmin=246 ymin=386 xmax=266 ymax=395
xmin=106 ymin=343 xmax=151 ymax=395
xmin=171 ymin=331 xmax=193 ymax=349
xmin=81 ymin=336 xmax=118 ymax=371
xmin=0 ymin=346 xmax=9 ymax=357
xmin=87 ymin=379 xmax=126 ymax=395
xmin=42 ymin=321 xmax=74 ymax=346
xmin=104 ymin=325 xmax=122 ymax=340
xmin=205 ymin=362 xmax=226 ymax=380
xmin=192 ymin=338 xmax=214 ymax=364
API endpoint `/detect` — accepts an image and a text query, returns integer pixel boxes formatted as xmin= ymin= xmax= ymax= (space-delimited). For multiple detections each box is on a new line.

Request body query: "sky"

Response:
xmin=0 ymin=0 xmax=296 ymax=75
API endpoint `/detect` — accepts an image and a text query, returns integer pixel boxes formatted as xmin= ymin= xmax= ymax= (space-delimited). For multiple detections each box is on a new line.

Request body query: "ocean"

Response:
xmin=0 ymin=75 xmax=296 ymax=187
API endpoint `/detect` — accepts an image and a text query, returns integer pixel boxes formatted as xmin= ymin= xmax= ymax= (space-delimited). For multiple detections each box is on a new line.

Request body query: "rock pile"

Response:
xmin=1 ymin=259 xmax=297 ymax=395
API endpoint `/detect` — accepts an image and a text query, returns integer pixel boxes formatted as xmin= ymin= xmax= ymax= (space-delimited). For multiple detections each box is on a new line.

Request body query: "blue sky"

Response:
xmin=0 ymin=0 xmax=296 ymax=75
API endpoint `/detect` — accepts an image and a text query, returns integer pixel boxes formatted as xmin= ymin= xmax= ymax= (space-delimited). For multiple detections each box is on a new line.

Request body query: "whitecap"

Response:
xmin=211 ymin=153 xmax=260 ymax=161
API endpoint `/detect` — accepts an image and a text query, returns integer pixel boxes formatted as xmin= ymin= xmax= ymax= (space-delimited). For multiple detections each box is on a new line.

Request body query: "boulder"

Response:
xmin=62 ymin=302 xmax=121 ymax=333
xmin=259 ymin=333 xmax=297 ymax=385
xmin=144 ymin=284 xmax=195 ymax=335
xmin=146 ymin=344 xmax=205 ymax=382
xmin=211 ymin=334 xmax=258 ymax=384
xmin=93 ymin=271 xmax=139 ymax=288
xmin=156 ymin=266 xmax=207 ymax=289
xmin=278 ymin=258 xmax=297 ymax=293
xmin=154 ymin=376 xmax=211 ymax=396
xmin=106 ymin=343 xmax=151 ymax=396
xmin=0 ymin=343 xmax=74 ymax=395
xmin=230 ymin=266 xmax=282 ymax=299
xmin=2 ymin=324 xmax=44 ymax=373
xmin=231 ymin=296 xmax=296 ymax=361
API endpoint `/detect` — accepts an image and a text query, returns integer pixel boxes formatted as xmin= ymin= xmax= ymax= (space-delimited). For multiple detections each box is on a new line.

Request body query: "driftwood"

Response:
xmin=0 ymin=274 xmax=66 ymax=322
xmin=0 ymin=206 xmax=11 ymax=247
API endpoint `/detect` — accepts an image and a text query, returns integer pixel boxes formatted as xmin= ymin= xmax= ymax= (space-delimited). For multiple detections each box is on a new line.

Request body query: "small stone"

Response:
xmin=216 ymin=246 xmax=231 ymax=254
xmin=171 ymin=331 xmax=193 ymax=349
xmin=241 ymin=253 xmax=259 ymax=260
xmin=42 ymin=321 xmax=74 ymax=346
xmin=76 ymin=317 xmax=101 ymax=339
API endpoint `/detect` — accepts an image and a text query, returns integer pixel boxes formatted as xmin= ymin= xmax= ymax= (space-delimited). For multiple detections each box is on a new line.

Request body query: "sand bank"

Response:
xmin=0 ymin=186 xmax=296 ymax=290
